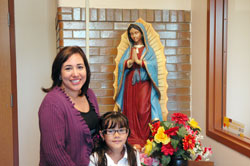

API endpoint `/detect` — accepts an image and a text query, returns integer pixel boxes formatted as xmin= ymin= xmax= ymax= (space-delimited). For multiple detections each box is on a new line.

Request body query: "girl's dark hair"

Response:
xmin=93 ymin=111 xmax=137 ymax=166
xmin=127 ymin=24 xmax=145 ymax=46
xmin=42 ymin=46 xmax=90 ymax=96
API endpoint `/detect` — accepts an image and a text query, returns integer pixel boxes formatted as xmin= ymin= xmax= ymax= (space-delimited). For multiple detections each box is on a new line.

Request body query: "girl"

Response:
xmin=89 ymin=111 xmax=141 ymax=166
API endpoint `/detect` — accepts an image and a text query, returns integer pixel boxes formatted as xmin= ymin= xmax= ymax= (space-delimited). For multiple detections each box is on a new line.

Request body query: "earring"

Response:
xmin=59 ymin=75 xmax=62 ymax=80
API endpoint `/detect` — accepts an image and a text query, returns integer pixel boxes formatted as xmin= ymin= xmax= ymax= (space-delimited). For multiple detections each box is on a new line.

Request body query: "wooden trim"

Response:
xmin=188 ymin=161 xmax=214 ymax=166
xmin=8 ymin=0 xmax=19 ymax=165
xmin=206 ymin=0 xmax=250 ymax=158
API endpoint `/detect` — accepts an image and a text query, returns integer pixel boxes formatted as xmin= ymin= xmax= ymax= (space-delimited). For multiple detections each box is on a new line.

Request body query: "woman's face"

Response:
xmin=60 ymin=53 xmax=86 ymax=97
xmin=129 ymin=28 xmax=143 ymax=45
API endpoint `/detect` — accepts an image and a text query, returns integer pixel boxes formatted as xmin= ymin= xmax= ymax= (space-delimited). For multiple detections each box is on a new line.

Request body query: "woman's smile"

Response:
xmin=60 ymin=53 xmax=87 ymax=97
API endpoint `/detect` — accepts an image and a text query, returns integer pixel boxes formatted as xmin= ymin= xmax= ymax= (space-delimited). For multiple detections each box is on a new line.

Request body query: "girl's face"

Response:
xmin=101 ymin=124 xmax=129 ymax=152
xmin=60 ymin=53 xmax=86 ymax=97
xmin=129 ymin=28 xmax=143 ymax=45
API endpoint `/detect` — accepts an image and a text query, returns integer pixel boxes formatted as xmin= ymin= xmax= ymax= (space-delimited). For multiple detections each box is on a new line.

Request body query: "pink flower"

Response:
xmin=185 ymin=125 xmax=199 ymax=137
xmin=185 ymin=125 xmax=194 ymax=135
xmin=140 ymin=153 xmax=160 ymax=166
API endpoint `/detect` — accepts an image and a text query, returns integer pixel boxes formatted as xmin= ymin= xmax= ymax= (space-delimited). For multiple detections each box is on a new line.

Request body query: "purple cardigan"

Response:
xmin=39 ymin=87 xmax=99 ymax=166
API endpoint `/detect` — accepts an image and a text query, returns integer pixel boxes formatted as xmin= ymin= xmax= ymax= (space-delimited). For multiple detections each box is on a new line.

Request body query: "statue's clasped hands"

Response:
xmin=127 ymin=48 xmax=142 ymax=68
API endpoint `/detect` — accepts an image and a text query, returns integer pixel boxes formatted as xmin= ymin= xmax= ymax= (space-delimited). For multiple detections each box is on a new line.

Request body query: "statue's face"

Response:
xmin=129 ymin=28 xmax=143 ymax=45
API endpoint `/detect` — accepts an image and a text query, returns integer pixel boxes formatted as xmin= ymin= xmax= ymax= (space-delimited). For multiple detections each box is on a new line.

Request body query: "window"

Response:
xmin=207 ymin=0 xmax=250 ymax=157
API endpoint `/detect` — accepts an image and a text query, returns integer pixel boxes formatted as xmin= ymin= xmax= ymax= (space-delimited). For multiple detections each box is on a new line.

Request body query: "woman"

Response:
xmin=89 ymin=111 xmax=140 ymax=166
xmin=113 ymin=19 xmax=168 ymax=149
xmin=39 ymin=46 xmax=99 ymax=166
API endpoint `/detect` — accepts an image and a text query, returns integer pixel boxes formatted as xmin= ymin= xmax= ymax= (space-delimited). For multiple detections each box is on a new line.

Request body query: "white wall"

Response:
xmin=58 ymin=0 xmax=191 ymax=10
xmin=15 ymin=0 xmax=57 ymax=165
xmin=191 ymin=0 xmax=250 ymax=165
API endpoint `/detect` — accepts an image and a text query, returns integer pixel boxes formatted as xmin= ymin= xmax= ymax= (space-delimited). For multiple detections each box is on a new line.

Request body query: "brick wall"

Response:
xmin=56 ymin=8 xmax=191 ymax=119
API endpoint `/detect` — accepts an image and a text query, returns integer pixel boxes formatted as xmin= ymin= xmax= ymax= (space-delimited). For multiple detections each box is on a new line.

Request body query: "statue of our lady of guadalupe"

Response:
xmin=113 ymin=18 xmax=168 ymax=149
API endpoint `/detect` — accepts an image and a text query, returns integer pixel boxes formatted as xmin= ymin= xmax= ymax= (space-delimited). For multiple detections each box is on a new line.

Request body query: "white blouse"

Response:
xmin=89 ymin=148 xmax=141 ymax=166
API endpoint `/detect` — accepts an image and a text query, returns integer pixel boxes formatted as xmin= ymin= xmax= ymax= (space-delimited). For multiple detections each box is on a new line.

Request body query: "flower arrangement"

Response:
xmin=141 ymin=113 xmax=212 ymax=166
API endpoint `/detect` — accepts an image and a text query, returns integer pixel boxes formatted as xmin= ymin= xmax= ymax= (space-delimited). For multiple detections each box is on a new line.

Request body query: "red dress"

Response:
xmin=123 ymin=47 xmax=151 ymax=147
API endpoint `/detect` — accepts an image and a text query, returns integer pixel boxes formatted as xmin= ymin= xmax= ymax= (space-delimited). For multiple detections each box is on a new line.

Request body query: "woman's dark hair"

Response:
xmin=127 ymin=24 xmax=145 ymax=46
xmin=93 ymin=111 xmax=137 ymax=166
xmin=42 ymin=46 xmax=90 ymax=96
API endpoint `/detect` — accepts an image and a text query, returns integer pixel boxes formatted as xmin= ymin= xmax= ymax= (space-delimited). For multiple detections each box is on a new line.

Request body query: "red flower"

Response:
xmin=151 ymin=121 xmax=161 ymax=136
xmin=203 ymin=147 xmax=212 ymax=155
xmin=195 ymin=155 xmax=202 ymax=161
xmin=171 ymin=113 xmax=189 ymax=125
xmin=164 ymin=126 xmax=179 ymax=136
xmin=182 ymin=135 xmax=196 ymax=150
xmin=161 ymin=143 xmax=176 ymax=156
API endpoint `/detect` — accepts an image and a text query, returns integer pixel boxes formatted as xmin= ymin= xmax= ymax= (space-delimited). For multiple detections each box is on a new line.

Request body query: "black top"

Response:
xmin=80 ymin=95 xmax=99 ymax=136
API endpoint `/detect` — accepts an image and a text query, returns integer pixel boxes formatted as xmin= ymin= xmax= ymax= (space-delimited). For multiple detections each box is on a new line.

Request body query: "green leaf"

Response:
xmin=175 ymin=149 xmax=185 ymax=156
xmin=149 ymin=123 xmax=153 ymax=132
xmin=153 ymin=141 xmax=161 ymax=150
xmin=162 ymin=121 xmax=173 ymax=129
xmin=161 ymin=155 xmax=171 ymax=166
xmin=177 ymin=126 xmax=188 ymax=138
xmin=182 ymin=150 xmax=192 ymax=160
xmin=149 ymin=141 xmax=161 ymax=155
xmin=171 ymin=139 xmax=179 ymax=149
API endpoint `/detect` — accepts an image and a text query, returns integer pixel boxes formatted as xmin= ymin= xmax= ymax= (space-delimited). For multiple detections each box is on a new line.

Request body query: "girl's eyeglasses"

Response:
xmin=102 ymin=128 xmax=128 ymax=135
